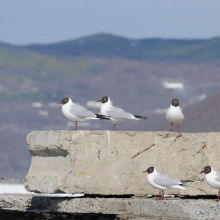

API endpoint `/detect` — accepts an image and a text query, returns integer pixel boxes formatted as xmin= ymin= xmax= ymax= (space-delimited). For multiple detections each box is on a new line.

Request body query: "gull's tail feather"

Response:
xmin=171 ymin=185 xmax=186 ymax=190
xmin=178 ymin=186 xmax=186 ymax=190
xmin=95 ymin=114 xmax=111 ymax=120
xmin=134 ymin=115 xmax=147 ymax=119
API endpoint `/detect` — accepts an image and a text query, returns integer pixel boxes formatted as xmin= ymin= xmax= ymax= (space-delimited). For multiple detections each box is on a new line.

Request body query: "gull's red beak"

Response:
xmin=142 ymin=170 xmax=147 ymax=173
xmin=57 ymin=101 xmax=61 ymax=104
xmin=96 ymin=100 xmax=101 ymax=102
xmin=200 ymin=170 xmax=205 ymax=174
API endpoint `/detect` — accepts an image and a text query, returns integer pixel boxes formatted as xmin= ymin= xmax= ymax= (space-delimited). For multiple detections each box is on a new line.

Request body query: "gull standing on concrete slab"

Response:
xmin=97 ymin=96 xmax=147 ymax=131
xmin=57 ymin=97 xmax=109 ymax=130
xmin=166 ymin=99 xmax=185 ymax=133
xmin=143 ymin=167 xmax=192 ymax=200
xmin=200 ymin=166 xmax=220 ymax=202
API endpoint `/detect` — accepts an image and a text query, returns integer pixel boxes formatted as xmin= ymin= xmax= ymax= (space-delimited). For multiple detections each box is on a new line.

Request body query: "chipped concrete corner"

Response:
xmin=24 ymin=131 xmax=220 ymax=196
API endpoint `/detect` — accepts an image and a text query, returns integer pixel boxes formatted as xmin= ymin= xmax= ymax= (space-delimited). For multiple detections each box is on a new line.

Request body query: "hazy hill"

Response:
xmin=23 ymin=33 xmax=220 ymax=60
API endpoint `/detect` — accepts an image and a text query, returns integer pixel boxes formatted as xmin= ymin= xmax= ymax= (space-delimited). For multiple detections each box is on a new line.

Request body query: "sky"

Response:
xmin=0 ymin=0 xmax=220 ymax=45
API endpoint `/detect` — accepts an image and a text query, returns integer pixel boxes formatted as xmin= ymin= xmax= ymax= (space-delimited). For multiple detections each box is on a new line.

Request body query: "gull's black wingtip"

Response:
xmin=134 ymin=115 xmax=147 ymax=119
xmin=180 ymin=180 xmax=194 ymax=183
xmin=95 ymin=114 xmax=111 ymax=120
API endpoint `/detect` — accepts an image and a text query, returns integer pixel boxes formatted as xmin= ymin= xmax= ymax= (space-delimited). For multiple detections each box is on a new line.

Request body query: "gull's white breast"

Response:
xmin=205 ymin=172 xmax=220 ymax=189
xmin=166 ymin=105 xmax=185 ymax=124
xmin=101 ymin=102 xmax=110 ymax=116
xmin=62 ymin=103 xmax=77 ymax=121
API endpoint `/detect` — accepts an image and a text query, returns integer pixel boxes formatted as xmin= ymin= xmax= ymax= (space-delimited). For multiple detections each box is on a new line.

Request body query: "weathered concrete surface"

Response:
xmin=24 ymin=131 xmax=220 ymax=196
xmin=1 ymin=194 xmax=220 ymax=219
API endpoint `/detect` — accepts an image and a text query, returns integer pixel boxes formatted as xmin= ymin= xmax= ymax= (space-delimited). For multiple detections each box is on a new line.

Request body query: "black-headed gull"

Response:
xmin=200 ymin=166 xmax=220 ymax=202
xmin=143 ymin=166 xmax=191 ymax=200
xmin=166 ymin=99 xmax=185 ymax=133
xmin=57 ymin=97 xmax=109 ymax=130
xmin=97 ymin=96 xmax=147 ymax=131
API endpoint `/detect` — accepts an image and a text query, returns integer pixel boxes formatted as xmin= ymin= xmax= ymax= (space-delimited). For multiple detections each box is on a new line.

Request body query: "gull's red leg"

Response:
xmin=171 ymin=122 xmax=173 ymax=131
xmin=177 ymin=124 xmax=179 ymax=133
xmin=75 ymin=121 xmax=77 ymax=130
xmin=113 ymin=122 xmax=116 ymax=131
xmin=161 ymin=190 xmax=164 ymax=200
xmin=156 ymin=191 xmax=162 ymax=200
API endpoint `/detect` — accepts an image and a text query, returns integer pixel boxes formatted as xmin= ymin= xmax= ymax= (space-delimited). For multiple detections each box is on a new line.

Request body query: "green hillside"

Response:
xmin=22 ymin=33 xmax=220 ymax=60
xmin=0 ymin=43 xmax=97 ymax=82
xmin=0 ymin=42 xmax=99 ymax=101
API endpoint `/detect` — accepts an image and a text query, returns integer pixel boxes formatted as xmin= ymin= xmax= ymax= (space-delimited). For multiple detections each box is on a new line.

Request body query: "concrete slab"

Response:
xmin=24 ymin=131 xmax=220 ymax=196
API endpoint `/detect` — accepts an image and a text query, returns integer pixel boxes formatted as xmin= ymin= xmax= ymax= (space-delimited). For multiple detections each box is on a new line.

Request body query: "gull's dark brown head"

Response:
xmin=172 ymin=99 xmax=179 ymax=107
xmin=200 ymin=166 xmax=211 ymax=174
xmin=97 ymin=96 xmax=108 ymax=103
xmin=142 ymin=166 xmax=154 ymax=174
xmin=57 ymin=97 xmax=69 ymax=105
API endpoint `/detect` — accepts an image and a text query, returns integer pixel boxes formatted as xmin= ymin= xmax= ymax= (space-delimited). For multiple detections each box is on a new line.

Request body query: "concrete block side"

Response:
xmin=24 ymin=131 xmax=220 ymax=196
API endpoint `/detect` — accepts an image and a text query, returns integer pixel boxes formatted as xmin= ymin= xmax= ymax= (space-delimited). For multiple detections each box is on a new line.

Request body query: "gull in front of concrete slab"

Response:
xmin=166 ymin=99 xmax=185 ymax=133
xmin=57 ymin=97 xmax=110 ymax=130
xmin=97 ymin=96 xmax=147 ymax=131
xmin=200 ymin=166 xmax=220 ymax=202
xmin=143 ymin=167 xmax=193 ymax=200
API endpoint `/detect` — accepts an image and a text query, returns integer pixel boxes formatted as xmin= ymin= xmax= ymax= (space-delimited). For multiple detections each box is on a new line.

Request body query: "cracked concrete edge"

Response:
xmin=1 ymin=195 xmax=220 ymax=219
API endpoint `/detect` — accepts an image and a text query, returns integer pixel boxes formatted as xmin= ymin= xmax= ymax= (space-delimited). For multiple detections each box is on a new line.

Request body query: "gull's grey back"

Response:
xmin=70 ymin=104 xmax=96 ymax=118
xmin=153 ymin=174 xmax=181 ymax=187
xmin=215 ymin=171 xmax=220 ymax=182
xmin=106 ymin=106 xmax=134 ymax=119
xmin=216 ymin=171 xmax=220 ymax=178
